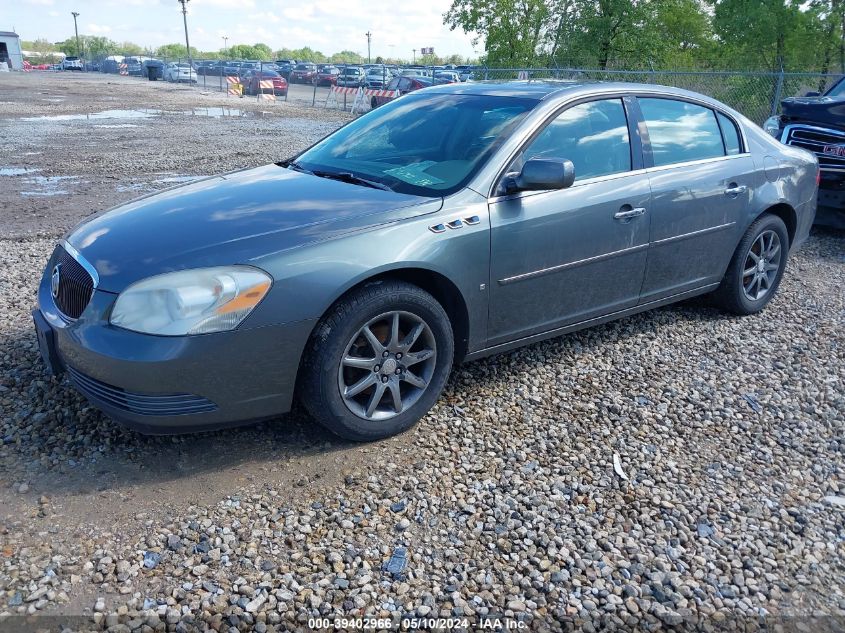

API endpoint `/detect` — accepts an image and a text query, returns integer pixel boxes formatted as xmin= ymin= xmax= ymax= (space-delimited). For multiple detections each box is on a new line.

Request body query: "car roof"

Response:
xmin=421 ymin=80 xmax=723 ymax=104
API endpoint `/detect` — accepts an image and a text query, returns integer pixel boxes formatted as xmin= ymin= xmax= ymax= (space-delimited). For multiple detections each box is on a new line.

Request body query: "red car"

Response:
xmin=316 ymin=66 xmax=340 ymax=86
xmin=370 ymin=76 xmax=432 ymax=109
xmin=289 ymin=63 xmax=317 ymax=84
xmin=242 ymin=71 xmax=288 ymax=97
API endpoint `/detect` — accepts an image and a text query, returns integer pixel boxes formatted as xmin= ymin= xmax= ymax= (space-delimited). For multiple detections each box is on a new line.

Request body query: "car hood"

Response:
xmin=781 ymin=95 xmax=845 ymax=130
xmin=66 ymin=164 xmax=441 ymax=292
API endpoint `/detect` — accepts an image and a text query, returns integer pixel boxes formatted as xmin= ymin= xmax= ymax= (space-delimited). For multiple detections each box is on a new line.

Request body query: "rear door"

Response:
xmin=637 ymin=97 xmax=755 ymax=302
xmin=487 ymin=97 xmax=651 ymax=345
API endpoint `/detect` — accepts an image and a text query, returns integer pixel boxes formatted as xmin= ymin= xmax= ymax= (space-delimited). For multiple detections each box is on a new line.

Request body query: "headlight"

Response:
xmin=110 ymin=266 xmax=272 ymax=336
xmin=763 ymin=116 xmax=782 ymax=138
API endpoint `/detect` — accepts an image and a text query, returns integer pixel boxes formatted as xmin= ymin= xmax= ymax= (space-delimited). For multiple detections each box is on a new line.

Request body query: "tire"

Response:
xmin=300 ymin=280 xmax=454 ymax=441
xmin=713 ymin=213 xmax=789 ymax=315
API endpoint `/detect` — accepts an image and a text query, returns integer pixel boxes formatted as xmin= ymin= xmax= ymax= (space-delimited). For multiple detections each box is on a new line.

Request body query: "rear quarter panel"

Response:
xmin=743 ymin=117 xmax=819 ymax=247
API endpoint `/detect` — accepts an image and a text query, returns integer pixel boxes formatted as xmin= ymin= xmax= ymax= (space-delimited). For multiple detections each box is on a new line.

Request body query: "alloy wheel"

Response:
xmin=337 ymin=311 xmax=437 ymax=421
xmin=742 ymin=229 xmax=781 ymax=301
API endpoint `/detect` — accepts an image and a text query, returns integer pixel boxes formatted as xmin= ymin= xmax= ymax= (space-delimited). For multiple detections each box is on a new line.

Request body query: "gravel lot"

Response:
xmin=1 ymin=72 xmax=845 ymax=632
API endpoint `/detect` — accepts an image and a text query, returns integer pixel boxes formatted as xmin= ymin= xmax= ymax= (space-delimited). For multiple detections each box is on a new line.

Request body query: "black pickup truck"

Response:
xmin=765 ymin=77 xmax=845 ymax=228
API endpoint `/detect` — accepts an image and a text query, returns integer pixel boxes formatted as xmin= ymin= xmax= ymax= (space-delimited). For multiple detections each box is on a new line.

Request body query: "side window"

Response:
xmin=387 ymin=77 xmax=399 ymax=90
xmin=639 ymin=98 xmax=724 ymax=166
xmin=717 ymin=112 xmax=742 ymax=155
xmin=521 ymin=99 xmax=632 ymax=182
xmin=397 ymin=78 xmax=412 ymax=92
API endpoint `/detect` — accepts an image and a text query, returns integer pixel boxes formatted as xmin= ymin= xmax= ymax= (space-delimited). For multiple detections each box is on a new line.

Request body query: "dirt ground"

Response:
xmin=0 ymin=72 xmax=351 ymax=238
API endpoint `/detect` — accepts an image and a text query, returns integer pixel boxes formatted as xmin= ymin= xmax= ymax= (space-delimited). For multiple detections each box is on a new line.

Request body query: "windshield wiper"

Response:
xmin=285 ymin=160 xmax=313 ymax=175
xmin=311 ymin=169 xmax=394 ymax=192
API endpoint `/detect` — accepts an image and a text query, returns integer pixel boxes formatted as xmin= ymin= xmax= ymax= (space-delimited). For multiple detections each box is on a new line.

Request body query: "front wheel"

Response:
xmin=713 ymin=213 xmax=789 ymax=315
xmin=300 ymin=281 xmax=454 ymax=441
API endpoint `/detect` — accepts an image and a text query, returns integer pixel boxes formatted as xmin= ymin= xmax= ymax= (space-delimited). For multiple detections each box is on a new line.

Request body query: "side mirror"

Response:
xmin=507 ymin=158 xmax=575 ymax=193
xmin=803 ymin=91 xmax=821 ymax=97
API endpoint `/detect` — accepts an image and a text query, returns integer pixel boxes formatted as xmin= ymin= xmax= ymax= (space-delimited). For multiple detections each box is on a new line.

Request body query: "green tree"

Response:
xmin=119 ymin=41 xmax=144 ymax=56
xmin=444 ymin=0 xmax=549 ymax=66
xmin=155 ymin=43 xmax=199 ymax=59
xmin=330 ymin=50 xmax=365 ymax=63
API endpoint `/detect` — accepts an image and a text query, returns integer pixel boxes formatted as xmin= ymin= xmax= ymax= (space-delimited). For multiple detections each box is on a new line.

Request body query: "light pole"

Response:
xmin=177 ymin=0 xmax=192 ymax=71
xmin=71 ymin=12 xmax=81 ymax=58
xmin=365 ymin=31 xmax=371 ymax=64
xmin=222 ymin=35 xmax=228 ymax=57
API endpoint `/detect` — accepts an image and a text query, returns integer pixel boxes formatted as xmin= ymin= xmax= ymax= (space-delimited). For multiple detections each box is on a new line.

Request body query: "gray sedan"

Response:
xmin=33 ymin=81 xmax=819 ymax=440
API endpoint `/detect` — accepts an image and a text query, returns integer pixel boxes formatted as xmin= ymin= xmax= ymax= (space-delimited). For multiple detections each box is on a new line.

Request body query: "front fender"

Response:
xmin=245 ymin=190 xmax=491 ymax=353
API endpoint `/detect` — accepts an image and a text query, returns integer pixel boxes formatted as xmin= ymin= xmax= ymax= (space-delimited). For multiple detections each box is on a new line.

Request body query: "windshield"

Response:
xmin=827 ymin=78 xmax=845 ymax=97
xmin=293 ymin=93 xmax=536 ymax=197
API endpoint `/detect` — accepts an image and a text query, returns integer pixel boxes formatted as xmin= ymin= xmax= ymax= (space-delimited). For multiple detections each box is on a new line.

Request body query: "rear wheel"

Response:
xmin=300 ymin=281 xmax=454 ymax=441
xmin=713 ymin=213 xmax=789 ymax=315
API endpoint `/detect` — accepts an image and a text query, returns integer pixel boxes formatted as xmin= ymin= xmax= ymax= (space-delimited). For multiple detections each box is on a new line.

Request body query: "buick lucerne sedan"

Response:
xmin=34 ymin=81 xmax=819 ymax=441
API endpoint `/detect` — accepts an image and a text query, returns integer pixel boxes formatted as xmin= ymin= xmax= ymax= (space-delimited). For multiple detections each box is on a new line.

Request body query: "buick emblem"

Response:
xmin=51 ymin=264 xmax=61 ymax=299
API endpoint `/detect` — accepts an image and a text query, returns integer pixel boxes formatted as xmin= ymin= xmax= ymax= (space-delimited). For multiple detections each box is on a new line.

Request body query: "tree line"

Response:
xmin=21 ymin=38 xmax=473 ymax=66
xmin=444 ymin=0 xmax=845 ymax=72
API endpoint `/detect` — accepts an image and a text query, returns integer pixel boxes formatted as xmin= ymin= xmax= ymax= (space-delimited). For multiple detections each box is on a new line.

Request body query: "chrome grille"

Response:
xmin=52 ymin=244 xmax=95 ymax=319
xmin=67 ymin=367 xmax=218 ymax=416
xmin=782 ymin=124 xmax=845 ymax=172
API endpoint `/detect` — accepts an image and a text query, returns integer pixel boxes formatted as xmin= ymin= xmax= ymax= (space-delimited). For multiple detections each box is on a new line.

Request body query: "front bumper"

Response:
xmin=36 ymin=276 xmax=316 ymax=434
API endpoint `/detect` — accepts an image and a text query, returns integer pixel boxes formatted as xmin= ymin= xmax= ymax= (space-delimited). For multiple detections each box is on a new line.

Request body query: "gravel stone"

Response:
xmin=0 ymin=71 xmax=843 ymax=631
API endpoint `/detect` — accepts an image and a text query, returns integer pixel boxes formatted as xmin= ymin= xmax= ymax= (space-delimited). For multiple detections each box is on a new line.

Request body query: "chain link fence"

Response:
xmin=30 ymin=56 xmax=843 ymax=124
xmin=477 ymin=67 xmax=841 ymax=124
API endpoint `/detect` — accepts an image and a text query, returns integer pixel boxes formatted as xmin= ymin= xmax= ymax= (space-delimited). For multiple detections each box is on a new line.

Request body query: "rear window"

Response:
xmin=639 ymin=98 xmax=725 ymax=166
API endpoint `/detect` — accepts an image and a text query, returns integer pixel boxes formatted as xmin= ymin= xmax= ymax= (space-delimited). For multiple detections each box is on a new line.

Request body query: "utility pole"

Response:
xmin=412 ymin=49 xmax=416 ymax=63
xmin=71 ymin=12 xmax=81 ymax=58
xmin=177 ymin=0 xmax=192 ymax=71
xmin=365 ymin=31 xmax=372 ymax=64
xmin=222 ymin=35 xmax=228 ymax=56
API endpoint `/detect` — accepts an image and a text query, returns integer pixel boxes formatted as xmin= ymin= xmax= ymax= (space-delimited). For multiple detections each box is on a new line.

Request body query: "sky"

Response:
xmin=4 ymin=0 xmax=482 ymax=61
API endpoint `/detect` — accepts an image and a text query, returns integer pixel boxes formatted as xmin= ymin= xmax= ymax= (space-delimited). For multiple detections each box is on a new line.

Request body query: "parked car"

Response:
xmin=290 ymin=63 xmax=318 ymax=83
xmin=195 ymin=62 xmax=213 ymax=76
xmin=61 ymin=56 xmax=83 ymax=71
xmin=764 ymin=76 xmax=845 ymax=227
xmin=364 ymin=67 xmax=391 ymax=89
xmin=164 ymin=62 xmax=197 ymax=83
xmin=455 ymin=65 xmax=475 ymax=81
xmin=123 ymin=58 xmax=143 ymax=76
xmin=242 ymin=70 xmax=288 ymax=96
xmin=33 ymin=81 xmax=818 ymax=441
xmin=275 ymin=60 xmax=296 ymax=79
xmin=316 ymin=65 xmax=340 ymax=86
xmin=238 ymin=62 xmax=259 ymax=79
xmin=336 ymin=66 xmax=365 ymax=88
xmin=433 ymin=70 xmax=460 ymax=85
xmin=370 ymin=76 xmax=431 ymax=108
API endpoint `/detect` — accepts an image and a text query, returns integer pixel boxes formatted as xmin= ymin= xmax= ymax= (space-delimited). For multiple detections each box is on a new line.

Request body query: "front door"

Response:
xmin=488 ymin=98 xmax=651 ymax=346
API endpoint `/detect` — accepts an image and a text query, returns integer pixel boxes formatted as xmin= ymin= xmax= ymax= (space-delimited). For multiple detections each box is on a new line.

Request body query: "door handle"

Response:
xmin=724 ymin=184 xmax=748 ymax=196
xmin=614 ymin=207 xmax=646 ymax=220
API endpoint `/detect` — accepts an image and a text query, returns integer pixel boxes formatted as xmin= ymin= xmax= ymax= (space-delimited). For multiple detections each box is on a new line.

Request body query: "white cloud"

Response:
xmin=87 ymin=23 xmax=112 ymax=34
xmin=247 ymin=12 xmax=281 ymax=23
xmin=5 ymin=0 xmax=480 ymax=59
